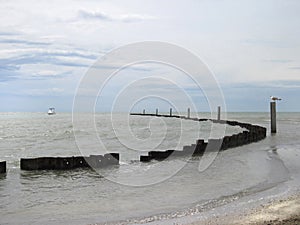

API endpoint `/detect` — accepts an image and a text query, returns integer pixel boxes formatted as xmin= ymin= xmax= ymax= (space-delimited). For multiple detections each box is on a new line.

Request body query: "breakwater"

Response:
xmin=20 ymin=153 xmax=119 ymax=171
xmin=130 ymin=113 xmax=267 ymax=162
xmin=7 ymin=113 xmax=267 ymax=171
xmin=0 ymin=161 xmax=6 ymax=173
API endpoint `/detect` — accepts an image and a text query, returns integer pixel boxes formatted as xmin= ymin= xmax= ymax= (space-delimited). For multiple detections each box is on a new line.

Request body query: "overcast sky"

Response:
xmin=0 ymin=0 xmax=299 ymax=112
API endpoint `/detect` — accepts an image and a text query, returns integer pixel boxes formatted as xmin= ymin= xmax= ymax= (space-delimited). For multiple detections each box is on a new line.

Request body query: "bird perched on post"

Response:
xmin=270 ymin=96 xmax=282 ymax=101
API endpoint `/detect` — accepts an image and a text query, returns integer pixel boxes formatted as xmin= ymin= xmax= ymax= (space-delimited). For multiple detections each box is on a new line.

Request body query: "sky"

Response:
xmin=0 ymin=0 xmax=299 ymax=112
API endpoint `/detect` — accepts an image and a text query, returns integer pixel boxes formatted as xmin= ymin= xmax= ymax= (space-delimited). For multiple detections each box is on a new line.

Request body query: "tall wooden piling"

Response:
xmin=187 ymin=108 xmax=190 ymax=118
xmin=217 ymin=106 xmax=221 ymax=120
xmin=143 ymin=109 xmax=145 ymax=115
xmin=156 ymin=108 xmax=158 ymax=115
xmin=170 ymin=108 xmax=172 ymax=116
xmin=0 ymin=161 xmax=6 ymax=174
xmin=270 ymin=102 xmax=276 ymax=133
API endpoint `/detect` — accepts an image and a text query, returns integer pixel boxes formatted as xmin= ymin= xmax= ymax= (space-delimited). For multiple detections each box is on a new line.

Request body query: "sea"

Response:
xmin=0 ymin=112 xmax=299 ymax=225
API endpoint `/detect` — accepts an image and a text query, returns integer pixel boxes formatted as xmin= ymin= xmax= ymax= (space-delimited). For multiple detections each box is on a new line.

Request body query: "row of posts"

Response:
xmin=142 ymin=104 xmax=277 ymax=134
xmin=142 ymin=106 xmax=221 ymax=120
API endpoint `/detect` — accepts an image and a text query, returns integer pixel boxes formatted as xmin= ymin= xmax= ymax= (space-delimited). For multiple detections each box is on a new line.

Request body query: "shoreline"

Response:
xmin=186 ymin=193 xmax=300 ymax=225
xmin=93 ymin=188 xmax=300 ymax=225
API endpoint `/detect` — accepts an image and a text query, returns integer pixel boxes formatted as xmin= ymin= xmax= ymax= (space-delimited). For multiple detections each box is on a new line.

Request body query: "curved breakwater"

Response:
xmin=130 ymin=113 xmax=267 ymax=162
xmin=2 ymin=113 xmax=266 ymax=172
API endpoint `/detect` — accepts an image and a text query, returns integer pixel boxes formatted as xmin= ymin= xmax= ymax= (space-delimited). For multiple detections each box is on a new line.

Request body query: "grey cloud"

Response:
xmin=0 ymin=49 xmax=97 ymax=68
xmin=242 ymin=39 xmax=291 ymax=48
xmin=0 ymin=64 xmax=20 ymax=71
xmin=227 ymin=80 xmax=300 ymax=89
xmin=77 ymin=10 xmax=154 ymax=23
xmin=263 ymin=59 xmax=292 ymax=63
xmin=0 ymin=49 xmax=96 ymax=83
xmin=0 ymin=31 xmax=20 ymax=36
xmin=42 ymin=51 xmax=98 ymax=60
xmin=289 ymin=67 xmax=300 ymax=70
xmin=78 ymin=10 xmax=112 ymax=21
xmin=0 ymin=38 xmax=51 ymax=46
xmin=0 ymin=65 xmax=20 ymax=82
xmin=91 ymin=64 xmax=156 ymax=72
xmin=30 ymin=71 xmax=72 ymax=80
xmin=0 ymin=74 xmax=18 ymax=82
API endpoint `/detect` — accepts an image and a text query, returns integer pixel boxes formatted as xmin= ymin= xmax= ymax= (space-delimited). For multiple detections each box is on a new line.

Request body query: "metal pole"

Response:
xmin=270 ymin=102 xmax=276 ymax=133
xmin=217 ymin=106 xmax=221 ymax=120
xmin=156 ymin=108 xmax=158 ymax=115
xmin=187 ymin=108 xmax=190 ymax=118
xmin=170 ymin=108 xmax=172 ymax=116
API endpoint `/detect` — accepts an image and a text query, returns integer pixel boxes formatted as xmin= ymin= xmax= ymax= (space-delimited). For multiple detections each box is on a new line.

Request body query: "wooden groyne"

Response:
xmin=7 ymin=112 xmax=266 ymax=171
xmin=20 ymin=153 xmax=119 ymax=171
xmin=0 ymin=161 xmax=6 ymax=173
xmin=130 ymin=113 xmax=267 ymax=162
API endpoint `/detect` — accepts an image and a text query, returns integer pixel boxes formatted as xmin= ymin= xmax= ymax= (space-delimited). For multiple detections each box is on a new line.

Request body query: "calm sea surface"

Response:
xmin=0 ymin=112 xmax=299 ymax=225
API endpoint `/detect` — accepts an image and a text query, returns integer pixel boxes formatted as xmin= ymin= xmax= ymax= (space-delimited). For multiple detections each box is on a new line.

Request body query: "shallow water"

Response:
xmin=0 ymin=112 xmax=299 ymax=225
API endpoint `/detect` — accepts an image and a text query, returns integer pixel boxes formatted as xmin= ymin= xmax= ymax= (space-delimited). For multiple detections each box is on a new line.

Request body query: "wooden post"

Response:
xmin=187 ymin=108 xmax=190 ymax=118
xmin=170 ymin=108 xmax=172 ymax=116
xmin=217 ymin=106 xmax=221 ymax=120
xmin=143 ymin=109 xmax=145 ymax=114
xmin=156 ymin=108 xmax=158 ymax=115
xmin=270 ymin=102 xmax=276 ymax=133
xmin=0 ymin=161 xmax=6 ymax=174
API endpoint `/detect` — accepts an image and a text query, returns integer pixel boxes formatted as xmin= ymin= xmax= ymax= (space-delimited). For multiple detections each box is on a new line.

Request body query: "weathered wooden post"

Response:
xmin=143 ymin=109 xmax=145 ymax=115
xmin=156 ymin=108 xmax=158 ymax=115
xmin=270 ymin=96 xmax=281 ymax=133
xmin=270 ymin=102 xmax=276 ymax=133
xmin=187 ymin=108 xmax=190 ymax=118
xmin=170 ymin=108 xmax=172 ymax=116
xmin=0 ymin=161 xmax=6 ymax=174
xmin=217 ymin=106 xmax=221 ymax=120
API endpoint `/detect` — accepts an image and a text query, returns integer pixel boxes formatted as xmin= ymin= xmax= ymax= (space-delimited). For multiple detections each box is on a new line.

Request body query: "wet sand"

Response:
xmin=187 ymin=194 xmax=300 ymax=225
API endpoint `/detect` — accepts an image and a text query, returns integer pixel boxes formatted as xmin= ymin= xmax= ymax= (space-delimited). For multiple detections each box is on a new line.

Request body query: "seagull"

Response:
xmin=270 ymin=96 xmax=282 ymax=101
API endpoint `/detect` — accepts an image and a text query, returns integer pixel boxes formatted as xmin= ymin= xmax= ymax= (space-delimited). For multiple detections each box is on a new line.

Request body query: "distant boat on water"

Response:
xmin=48 ymin=108 xmax=56 ymax=115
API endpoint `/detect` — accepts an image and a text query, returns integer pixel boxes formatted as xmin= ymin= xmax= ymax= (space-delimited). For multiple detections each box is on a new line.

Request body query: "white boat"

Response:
xmin=48 ymin=108 xmax=56 ymax=115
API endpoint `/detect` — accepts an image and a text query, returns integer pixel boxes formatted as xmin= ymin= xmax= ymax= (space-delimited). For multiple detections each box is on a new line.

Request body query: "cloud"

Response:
xmin=119 ymin=14 xmax=155 ymax=23
xmin=0 ymin=73 xmax=18 ymax=83
xmin=228 ymin=80 xmax=300 ymax=89
xmin=0 ymin=48 xmax=99 ymax=60
xmin=77 ymin=10 xmax=155 ymax=23
xmin=0 ymin=47 xmax=99 ymax=83
xmin=0 ymin=49 xmax=97 ymax=71
xmin=0 ymin=64 xmax=20 ymax=71
xmin=42 ymin=49 xmax=98 ymax=60
xmin=30 ymin=71 xmax=72 ymax=80
xmin=0 ymin=31 xmax=20 ymax=36
xmin=22 ymin=87 xmax=65 ymax=96
xmin=0 ymin=38 xmax=51 ymax=46
xmin=0 ymin=64 xmax=20 ymax=82
xmin=78 ymin=10 xmax=112 ymax=21
xmin=263 ymin=59 xmax=293 ymax=63
xmin=289 ymin=67 xmax=300 ymax=70
xmin=242 ymin=39 xmax=291 ymax=48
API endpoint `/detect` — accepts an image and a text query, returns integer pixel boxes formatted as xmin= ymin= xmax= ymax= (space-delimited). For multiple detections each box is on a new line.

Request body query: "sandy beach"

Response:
xmin=188 ymin=194 xmax=300 ymax=225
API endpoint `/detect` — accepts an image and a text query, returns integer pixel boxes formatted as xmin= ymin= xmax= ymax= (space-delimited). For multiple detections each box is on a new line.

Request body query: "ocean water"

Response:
xmin=0 ymin=112 xmax=299 ymax=225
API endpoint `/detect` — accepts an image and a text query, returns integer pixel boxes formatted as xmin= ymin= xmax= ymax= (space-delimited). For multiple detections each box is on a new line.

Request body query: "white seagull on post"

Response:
xmin=270 ymin=96 xmax=282 ymax=101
